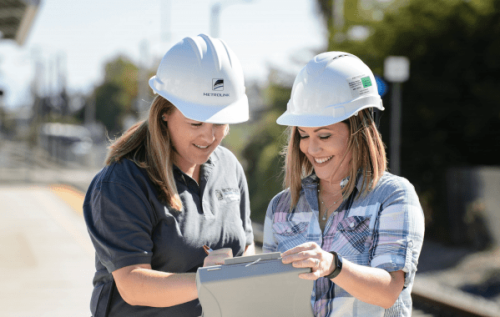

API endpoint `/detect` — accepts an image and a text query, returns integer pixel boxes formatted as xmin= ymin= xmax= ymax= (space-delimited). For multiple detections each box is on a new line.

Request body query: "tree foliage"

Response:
xmin=240 ymin=79 xmax=290 ymax=223
xmin=94 ymin=56 xmax=139 ymax=134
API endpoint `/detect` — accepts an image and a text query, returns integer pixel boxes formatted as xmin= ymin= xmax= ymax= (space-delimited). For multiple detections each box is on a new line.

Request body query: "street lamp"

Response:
xmin=384 ymin=56 xmax=410 ymax=176
xmin=210 ymin=0 xmax=253 ymax=38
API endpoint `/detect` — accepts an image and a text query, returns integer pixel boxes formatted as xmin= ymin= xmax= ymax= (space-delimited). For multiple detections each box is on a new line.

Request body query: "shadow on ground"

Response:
xmin=417 ymin=240 xmax=472 ymax=273
xmin=461 ymin=269 xmax=500 ymax=300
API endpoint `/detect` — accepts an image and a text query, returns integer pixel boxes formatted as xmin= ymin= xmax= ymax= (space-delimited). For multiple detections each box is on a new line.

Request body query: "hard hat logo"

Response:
xmin=203 ymin=92 xmax=230 ymax=97
xmin=213 ymin=79 xmax=224 ymax=91
xmin=361 ymin=77 xmax=372 ymax=88
xmin=348 ymin=74 xmax=375 ymax=98
xmin=149 ymin=34 xmax=249 ymax=124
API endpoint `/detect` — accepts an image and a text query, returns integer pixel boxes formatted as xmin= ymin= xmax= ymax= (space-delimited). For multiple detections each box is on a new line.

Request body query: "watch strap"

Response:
xmin=325 ymin=251 xmax=343 ymax=279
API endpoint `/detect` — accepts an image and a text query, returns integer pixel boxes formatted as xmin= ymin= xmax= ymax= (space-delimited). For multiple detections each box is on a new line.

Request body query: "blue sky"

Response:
xmin=0 ymin=0 xmax=326 ymax=108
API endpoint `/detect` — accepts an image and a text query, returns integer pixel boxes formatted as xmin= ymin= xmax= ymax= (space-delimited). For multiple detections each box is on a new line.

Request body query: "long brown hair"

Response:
xmin=105 ymin=95 xmax=182 ymax=210
xmin=283 ymin=108 xmax=387 ymax=208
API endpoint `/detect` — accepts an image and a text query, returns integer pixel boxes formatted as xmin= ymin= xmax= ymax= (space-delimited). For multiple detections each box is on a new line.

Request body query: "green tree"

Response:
xmin=93 ymin=56 xmax=139 ymax=134
xmin=240 ymin=74 xmax=291 ymax=223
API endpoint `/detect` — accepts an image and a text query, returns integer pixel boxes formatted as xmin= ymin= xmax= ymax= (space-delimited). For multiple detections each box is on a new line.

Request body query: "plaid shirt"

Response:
xmin=263 ymin=172 xmax=425 ymax=317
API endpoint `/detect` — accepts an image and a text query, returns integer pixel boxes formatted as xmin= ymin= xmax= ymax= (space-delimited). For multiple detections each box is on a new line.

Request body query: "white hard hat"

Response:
xmin=277 ymin=52 xmax=384 ymax=127
xmin=149 ymin=34 xmax=249 ymax=124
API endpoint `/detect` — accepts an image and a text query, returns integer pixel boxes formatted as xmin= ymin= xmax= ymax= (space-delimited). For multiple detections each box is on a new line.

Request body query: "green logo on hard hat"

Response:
xmin=361 ymin=76 xmax=372 ymax=88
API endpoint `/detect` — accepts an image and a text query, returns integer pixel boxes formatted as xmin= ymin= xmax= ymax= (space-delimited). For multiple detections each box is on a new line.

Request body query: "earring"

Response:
xmin=162 ymin=115 xmax=167 ymax=121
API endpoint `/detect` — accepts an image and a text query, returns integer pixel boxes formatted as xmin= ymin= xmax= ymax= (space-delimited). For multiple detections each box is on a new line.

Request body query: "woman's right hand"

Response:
xmin=203 ymin=248 xmax=233 ymax=267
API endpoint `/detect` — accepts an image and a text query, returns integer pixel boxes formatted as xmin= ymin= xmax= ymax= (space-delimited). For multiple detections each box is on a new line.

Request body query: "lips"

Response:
xmin=314 ymin=155 xmax=333 ymax=164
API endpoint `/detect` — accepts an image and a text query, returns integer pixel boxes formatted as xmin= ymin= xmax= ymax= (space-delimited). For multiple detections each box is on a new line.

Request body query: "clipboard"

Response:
xmin=196 ymin=252 xmax=314 ymax=317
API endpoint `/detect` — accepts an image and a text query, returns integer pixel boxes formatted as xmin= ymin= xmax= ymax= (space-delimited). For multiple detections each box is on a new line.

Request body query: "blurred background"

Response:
xmin=1 ymin=0 xmax=500 ymax=316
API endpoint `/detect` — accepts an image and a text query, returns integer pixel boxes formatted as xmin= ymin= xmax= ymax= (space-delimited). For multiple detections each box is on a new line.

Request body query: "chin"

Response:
xmin=314 ymin=171 xmax=331 ymax=181
xmin=314 ymin=166 xmax=341 ymax=181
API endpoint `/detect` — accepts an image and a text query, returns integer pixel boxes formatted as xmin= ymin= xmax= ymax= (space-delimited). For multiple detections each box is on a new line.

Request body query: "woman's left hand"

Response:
xmin=281 ymin=242 xmax=335 ymax=280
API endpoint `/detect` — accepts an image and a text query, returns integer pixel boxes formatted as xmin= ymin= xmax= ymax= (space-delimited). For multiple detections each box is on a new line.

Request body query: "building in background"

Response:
xmin=0 ymin=0 xmax=40 ymax=46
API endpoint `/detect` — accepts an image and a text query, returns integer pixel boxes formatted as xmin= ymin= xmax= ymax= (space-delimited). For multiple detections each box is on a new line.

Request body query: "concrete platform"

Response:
xmin=0 ymin=185 xmax=94 ymax=317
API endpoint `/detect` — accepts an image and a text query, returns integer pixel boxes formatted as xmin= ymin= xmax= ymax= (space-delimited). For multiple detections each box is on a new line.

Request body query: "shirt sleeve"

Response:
xmin=262 ymin=193 xmax=281 ymax=253
xmin=369 ymin=177 xmax=425 ymax=287
xmin=84 ymin=180 xmax=155 ymax=273
xmin=237 ymin=163 xmax=254 ymax=246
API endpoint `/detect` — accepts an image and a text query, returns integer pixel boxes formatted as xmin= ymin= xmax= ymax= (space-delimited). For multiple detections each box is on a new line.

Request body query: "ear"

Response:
xmin=224 ymin=125 xmax=230 ymax=137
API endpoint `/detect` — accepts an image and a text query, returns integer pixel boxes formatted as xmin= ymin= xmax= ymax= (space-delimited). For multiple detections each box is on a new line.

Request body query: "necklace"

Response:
xmin=318 ymin=186 xmax=342 ymax=221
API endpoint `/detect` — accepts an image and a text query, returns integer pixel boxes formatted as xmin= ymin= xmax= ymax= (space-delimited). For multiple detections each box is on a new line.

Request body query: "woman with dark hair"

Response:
xmin=84 ymin=34 xmax=254 ymax=317
xmin=263 ymin=52 xmax=425 ymax=316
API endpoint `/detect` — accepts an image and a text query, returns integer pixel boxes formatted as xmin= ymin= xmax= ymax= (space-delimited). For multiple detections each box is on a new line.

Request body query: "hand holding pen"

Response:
xmin=202 ymin=245 xmax=233 ymax=267
xmin=203 ymin=245 xmax=213 ymax=255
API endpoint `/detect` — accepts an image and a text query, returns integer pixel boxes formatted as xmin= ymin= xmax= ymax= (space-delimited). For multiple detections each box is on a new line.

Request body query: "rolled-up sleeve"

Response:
xmin=84 ymin=181 xmax=155 ymax=273
xmin=369 ymin=178 xmax=425 ymax=287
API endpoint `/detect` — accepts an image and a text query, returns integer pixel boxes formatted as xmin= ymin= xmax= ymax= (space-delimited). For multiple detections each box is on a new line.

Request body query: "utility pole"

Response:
xmin=384 ymin=56 xmax=410 ymax=175
xmin=57 ymin=53 xmax=68 ymax=116
xmin=210 ymin=2 xmax=222 ymax=38
xmin=161 ymin=0 xmax=172 ymax=43
xmin=210 ymin=0 xmax=253 ymax=38
xmin=31 ymin=49 xmax=42 ymax=144
xmin=85 ymin=87 xmax=96 ymax=127
xmin=332 ymin=0 xmax=345 ymax=42
xmin=0 ymin=90 xmax=4 ymax=136
xmin=137 ymin=40 xmax=150 ymax=118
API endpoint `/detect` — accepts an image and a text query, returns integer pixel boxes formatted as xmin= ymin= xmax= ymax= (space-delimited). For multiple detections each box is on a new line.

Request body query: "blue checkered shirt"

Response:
xmin=263 ymin=172 xmax=425 ymax=317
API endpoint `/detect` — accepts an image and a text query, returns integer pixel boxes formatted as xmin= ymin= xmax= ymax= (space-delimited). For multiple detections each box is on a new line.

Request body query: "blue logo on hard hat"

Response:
xmin=213 ymin=79 xmax=224 ymax=91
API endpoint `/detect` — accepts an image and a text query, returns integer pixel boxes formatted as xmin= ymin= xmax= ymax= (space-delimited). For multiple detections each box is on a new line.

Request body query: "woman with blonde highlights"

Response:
xmin=263 ymin=52 xmax=425 ymax=317
xmin=84 ymin=34 xmax=254 ymax=317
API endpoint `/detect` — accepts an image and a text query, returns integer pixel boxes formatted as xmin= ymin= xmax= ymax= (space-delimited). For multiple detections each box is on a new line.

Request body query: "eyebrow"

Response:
xmin=297 ymin=127 xmax=331 ymax=133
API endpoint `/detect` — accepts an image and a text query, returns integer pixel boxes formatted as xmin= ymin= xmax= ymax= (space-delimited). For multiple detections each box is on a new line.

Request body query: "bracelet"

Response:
xmin=325 ymin=251 xmax=343 ymax=279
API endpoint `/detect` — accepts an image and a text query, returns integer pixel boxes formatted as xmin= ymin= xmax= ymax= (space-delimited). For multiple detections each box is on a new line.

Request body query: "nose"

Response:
xmin=199 ymin=124 xmax=216 ymax=143
xmin=308 ymin=138 xmax=321 ymax=156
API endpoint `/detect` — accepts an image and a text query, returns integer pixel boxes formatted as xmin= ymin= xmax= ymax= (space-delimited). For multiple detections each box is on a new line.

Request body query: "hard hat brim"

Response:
xmin=149 ymin=77 xmax=249 ymax=124
xmin=277 ymin=99 xmax=384 ymax=127
xmin=276 ymin=112 xmax=347 ymax=128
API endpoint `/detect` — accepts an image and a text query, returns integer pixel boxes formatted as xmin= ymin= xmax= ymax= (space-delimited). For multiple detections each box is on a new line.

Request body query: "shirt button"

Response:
xmin=349 ymin=222 xmax=355 ymax=228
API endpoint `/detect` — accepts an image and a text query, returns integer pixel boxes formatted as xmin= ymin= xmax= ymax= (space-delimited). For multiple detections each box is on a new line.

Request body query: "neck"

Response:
xmin=175 ymin=160 xmax=201 ymax=184
xmin=318 ymin=178 xmax=342 ymax=195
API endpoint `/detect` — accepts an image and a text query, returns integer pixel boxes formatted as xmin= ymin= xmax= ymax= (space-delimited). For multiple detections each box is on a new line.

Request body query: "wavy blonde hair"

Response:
xmin=105 ymin=95 xmax=182 ymax=210
xmin=283 ymin=109 xmax=387 ymax=208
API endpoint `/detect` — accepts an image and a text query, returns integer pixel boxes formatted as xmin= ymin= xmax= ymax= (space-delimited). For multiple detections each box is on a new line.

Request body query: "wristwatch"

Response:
xmin=325 ymin=251 xmax=343 ymax=279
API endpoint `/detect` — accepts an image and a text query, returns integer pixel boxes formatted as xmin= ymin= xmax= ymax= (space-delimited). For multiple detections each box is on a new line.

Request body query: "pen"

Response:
xmin=203 ymin=245 xmax=213 ymax=255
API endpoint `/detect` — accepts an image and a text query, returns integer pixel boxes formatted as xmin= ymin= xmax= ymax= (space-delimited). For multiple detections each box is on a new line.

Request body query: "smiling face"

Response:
xmin=297 ymin=122 xmax=352 ymax=184
xmin=164 ymin=108 xmax=228 ymax=174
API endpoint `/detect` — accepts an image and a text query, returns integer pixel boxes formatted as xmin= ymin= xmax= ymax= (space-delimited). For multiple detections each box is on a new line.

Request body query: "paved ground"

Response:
xmin=0 ymin=185 xmax=94 ymax=317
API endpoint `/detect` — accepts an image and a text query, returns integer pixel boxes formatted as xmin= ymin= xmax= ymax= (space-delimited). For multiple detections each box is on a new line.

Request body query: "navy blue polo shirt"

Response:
xmin=84 ymin=146 xmax=254 ymax=317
